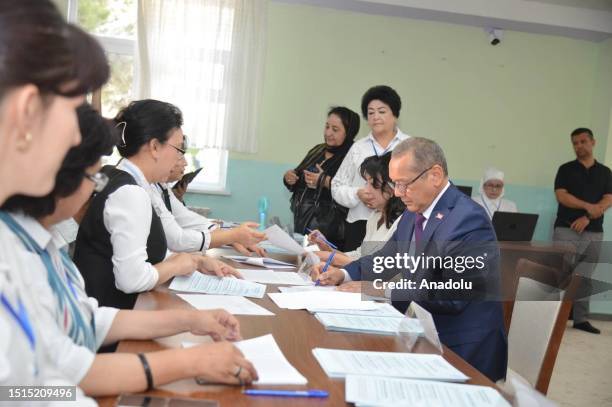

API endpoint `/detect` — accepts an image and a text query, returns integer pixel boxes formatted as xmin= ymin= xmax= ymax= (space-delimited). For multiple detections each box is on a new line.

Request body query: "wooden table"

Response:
xmin=97 ymin=249 xmax=501 ymax=406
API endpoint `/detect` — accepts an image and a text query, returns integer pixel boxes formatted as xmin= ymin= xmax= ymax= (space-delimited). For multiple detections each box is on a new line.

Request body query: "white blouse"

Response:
xmin=11 ymin=213 xmax=119 ymax=384
xmin=473 ymin=195 xmax=518 ymax=219
xmin=153 ymin=183 xmax=219 ymax=233
xmin=331 ymin=130 xmax=409 ymax=223
xmin=344 ymin=211 xmax=402 ymax=260
xmin=102 ymin=159 xmax=209 ymax=294
xmin=0 ymin=220 xmax=96 ymax=406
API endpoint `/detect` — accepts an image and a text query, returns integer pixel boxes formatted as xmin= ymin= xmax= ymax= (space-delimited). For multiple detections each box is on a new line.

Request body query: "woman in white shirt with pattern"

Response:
xmin=331 ymin=85 xmax=409 ymax=251
xmin=473 ymin=167 xmax=518 ymax=219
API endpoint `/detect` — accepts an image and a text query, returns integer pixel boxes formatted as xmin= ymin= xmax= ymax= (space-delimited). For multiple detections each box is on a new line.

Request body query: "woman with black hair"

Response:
xmin=283 ymin=106 xmax=360 ymax=247
xmin=332 ymin=85 xmax=410 ymax=251
xmin=74 ymin=99 xmax=241 ymax=310
xmin=2 ymin=104 xmax=257 ymax=396
xmin=311 ymin=153 xmax=405 ymax=267
xmin=0 ymin=0 xmax=109 ymax=390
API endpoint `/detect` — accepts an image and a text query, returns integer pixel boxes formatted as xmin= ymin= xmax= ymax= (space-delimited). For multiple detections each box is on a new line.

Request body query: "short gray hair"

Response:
xmin=391 ymin=137 xmax=448 ymax=175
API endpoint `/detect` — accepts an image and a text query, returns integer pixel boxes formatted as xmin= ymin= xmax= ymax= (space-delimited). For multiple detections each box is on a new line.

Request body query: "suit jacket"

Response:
xmin=345 ymin=184 xmax=508 ymax=381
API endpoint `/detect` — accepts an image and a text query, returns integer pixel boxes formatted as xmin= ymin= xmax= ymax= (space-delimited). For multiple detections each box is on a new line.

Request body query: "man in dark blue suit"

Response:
xmin=314 ymin=137 xmax=507 ymax=382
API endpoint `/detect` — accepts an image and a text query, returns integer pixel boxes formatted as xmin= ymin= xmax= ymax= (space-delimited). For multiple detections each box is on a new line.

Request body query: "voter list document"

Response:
xmin=169 ymin=273 xmax=266 ymax=298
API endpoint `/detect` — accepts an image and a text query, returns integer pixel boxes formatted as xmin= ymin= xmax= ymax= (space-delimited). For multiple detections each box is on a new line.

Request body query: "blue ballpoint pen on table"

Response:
xmin=315 ymin=250 xmax=335 ymax=286
xmin=305 ymin=228 xmax=338 ymax=250
xmin=243 ymin=389 xmax=329 ymax=398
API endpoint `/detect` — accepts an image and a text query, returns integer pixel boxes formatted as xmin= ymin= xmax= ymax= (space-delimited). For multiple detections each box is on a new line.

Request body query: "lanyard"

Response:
xmin=480 ymin=195 xmax=501 ymax=218
xmin=1 ymin=292 xmax=35 ymax=350
xmin=370 ymin=138 xmax=395 ymax=157
xmin=0 ymin=212 xmax=96 ymax=351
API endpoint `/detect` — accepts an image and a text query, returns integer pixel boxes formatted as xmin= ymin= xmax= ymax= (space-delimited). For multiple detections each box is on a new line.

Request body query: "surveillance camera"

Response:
xmin=485 ymin=28 xmax=503 ymax=46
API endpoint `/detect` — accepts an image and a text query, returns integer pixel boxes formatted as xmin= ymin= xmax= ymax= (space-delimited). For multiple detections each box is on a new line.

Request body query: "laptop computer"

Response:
xmin=492 ymin=211 xmax=539 ymax=241
xmin=455 ymin=185 xmax=473 ymax=197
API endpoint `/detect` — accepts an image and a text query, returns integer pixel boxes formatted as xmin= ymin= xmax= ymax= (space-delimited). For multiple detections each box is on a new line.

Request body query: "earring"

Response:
xmin=17 ymin=132 xmax=33 ymax=152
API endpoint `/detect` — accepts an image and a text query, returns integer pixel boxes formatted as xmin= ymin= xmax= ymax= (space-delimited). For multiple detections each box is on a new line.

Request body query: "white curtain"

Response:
xmin=137 ymin=0 xmax=267 ymax=153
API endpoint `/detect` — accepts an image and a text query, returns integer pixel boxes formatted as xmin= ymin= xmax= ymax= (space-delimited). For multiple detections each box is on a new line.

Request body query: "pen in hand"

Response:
xmin=315 ymin=250 xmax=335 ymax=286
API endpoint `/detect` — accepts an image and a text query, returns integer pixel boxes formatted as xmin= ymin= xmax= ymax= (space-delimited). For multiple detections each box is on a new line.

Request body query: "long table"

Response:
xmin=97 ymin=248 xmax=501 ymax=406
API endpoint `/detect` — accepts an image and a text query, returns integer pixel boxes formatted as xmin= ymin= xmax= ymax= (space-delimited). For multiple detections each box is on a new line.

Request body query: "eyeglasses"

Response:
xmin=168 ymin=143 xmax=186 ymax=156
xmin=84 ymin=171 xmax=109 ymax=193
xmin=388 ymin=166 xmax=433 ymax=194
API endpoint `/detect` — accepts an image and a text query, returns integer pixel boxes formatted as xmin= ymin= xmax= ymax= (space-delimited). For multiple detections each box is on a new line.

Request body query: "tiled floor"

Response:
xmin=547 ymin=320 xmax=612 ymax=407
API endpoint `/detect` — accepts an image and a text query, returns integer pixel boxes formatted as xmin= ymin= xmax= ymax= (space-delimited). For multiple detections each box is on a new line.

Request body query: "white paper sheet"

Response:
xmin=169 ymin=273 xmax=266 ymax=298
xmin=183 ymin=334 xmax=307 ymax=385
xmin=312 ymin=348 xmax=469 ymax=382
xmin=177 ymin=294 xmax=274 ymax=316
xmin=263 ymin=225 xmax=321 ymax=265
xmin=314 ymin=314 xmax=424 ymax=336
xmin=237 ymin=269 xmax=313 ymax=286
xmin=223 ymin=255 xmax=296 ymax=269
xmin=278 ymin=286 xmax=337 ymax=293
xmin=345 ymin=375 xmax=510 ymax=407
xmin=307 ymin=302 xmax=403 ymax=317
xmin=267 ymin=291 xmax=380 ymax=310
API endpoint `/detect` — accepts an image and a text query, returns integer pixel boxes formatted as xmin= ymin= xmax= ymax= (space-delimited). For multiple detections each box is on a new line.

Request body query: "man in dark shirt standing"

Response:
xmin=554 ymin=127 xmax=612 ymax=334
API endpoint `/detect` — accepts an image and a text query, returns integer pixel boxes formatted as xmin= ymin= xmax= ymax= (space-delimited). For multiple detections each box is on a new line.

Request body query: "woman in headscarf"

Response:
xmin=474 ymin=167 xmax=518 ymax=219
xmin=283 ymin=106 xmax=360 ymax=248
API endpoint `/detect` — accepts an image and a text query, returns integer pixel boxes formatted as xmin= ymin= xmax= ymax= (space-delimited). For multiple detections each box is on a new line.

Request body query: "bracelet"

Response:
xmin=137 ymin=353 xmax=154 ymax=391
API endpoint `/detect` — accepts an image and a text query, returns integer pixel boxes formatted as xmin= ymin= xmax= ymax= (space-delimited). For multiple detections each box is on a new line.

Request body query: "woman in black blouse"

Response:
xmin=283 ymin=106 xmax=359 ymax=248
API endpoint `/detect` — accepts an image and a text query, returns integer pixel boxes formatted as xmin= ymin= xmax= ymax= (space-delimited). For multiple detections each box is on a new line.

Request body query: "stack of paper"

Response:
xmin=345 ymin=375 xmax=510 ymax=407
xmin=268 ymin=291 xmax=380 ymax=310
xmin=183 ymin=334 xmax=307 ymax=385
xmin=312 ymin=348 xmax=469 ymax=382
xmin=169 ymin=273 xmax=266 ymax=298
xmin=223 ymin=255 xmax=296 ymax=269
xmin=177 ymin=294 xmax=274 ymax=316
xmin=237 ymin=269 xmax=312 ymax=286
xmin=314 ymin=313 xmax=424 ymax=336
xmin=307 ymin=302 xmax=402 ymax=317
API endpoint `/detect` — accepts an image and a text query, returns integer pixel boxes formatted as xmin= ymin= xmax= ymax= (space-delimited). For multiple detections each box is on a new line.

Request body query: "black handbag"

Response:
xmin=291 ymin=170 xmax=347 ymax=244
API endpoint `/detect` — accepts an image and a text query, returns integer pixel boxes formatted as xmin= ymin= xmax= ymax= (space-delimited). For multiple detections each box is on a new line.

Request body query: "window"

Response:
xmin=67 ymin=0 xmax=230 ymax=193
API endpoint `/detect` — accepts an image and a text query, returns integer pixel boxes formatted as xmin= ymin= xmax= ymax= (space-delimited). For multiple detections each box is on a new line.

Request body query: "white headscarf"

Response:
xmin=479 ymin=167 xmax=505 ymax=217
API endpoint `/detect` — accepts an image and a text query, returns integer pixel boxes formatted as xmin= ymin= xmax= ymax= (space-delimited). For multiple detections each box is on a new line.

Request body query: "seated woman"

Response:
xmin=473 ymin=167 xmax=517 ymax=219
xmin=310 ymin=153 xmax=405 ymax=267
xmin=283 ymin=106 xmax=360 ymax=248
xmin=155 ymin=145 xmax=265 ymax=257
xmin=73 ymin=100 xmax=240 ymax=309
xmin=1 ymin=104 xmax=257 ymax=396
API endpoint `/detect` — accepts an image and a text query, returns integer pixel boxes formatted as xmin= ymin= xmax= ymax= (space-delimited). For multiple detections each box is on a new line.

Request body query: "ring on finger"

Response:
xmin=233 ymin=365 xmax=242 ymax=378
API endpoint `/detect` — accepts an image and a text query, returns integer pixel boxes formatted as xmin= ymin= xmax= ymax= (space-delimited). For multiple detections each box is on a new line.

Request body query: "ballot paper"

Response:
xmin=183 ymin=334 xmax=307 ymax=385
xmin=264 ymin=225 xmax=320 ymax=265
xmin=307 ymin=302 xmax=403 ymax=317
xmin=223 ymin=255 xmax=296 ymax=269
xmin=314 ymin=313 xmax=424 ymax=336
xmin=169 ymin=273 xmax=266 ymax=298
xmin=176 ymin=294 xmax=274 ymax=316
xmin=237 ymin=269 xmax=313 ymax=286
xmin=278 ymin=286 xmax=337 ymax=293
xmin=345 ymin=375 xmax=510 ymax=407
xmin=312 ymin=348 xmax=469 ymax=382
xmin=268 ymin=291 xmax=380 ymax=310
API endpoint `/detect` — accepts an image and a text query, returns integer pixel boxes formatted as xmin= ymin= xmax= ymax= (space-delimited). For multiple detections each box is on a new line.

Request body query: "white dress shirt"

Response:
xmin=102 ymin=159 xmax=207 ymax=294
xmin=341 ymin=181 xmax=450 ymax=283
xmin=11 ymin=214 xmax=119 ymax=384
xmin=331 ymin=130 xmax=410 ymax=223
xmin=344 ymin=211 xmax=402 ymax=260
xmin=153 ymin=183 xmax=218 ymax=233
xmin=0 ymin=220 xmax=96 ymax=406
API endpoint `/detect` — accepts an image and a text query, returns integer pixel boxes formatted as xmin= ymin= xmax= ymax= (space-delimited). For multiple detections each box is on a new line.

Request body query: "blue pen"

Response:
xmin=315 ymin=250 xmax=335 ymax=286
xmin=243 ymin=389 xmax=329 ymax=398
xmin=306 ymin=228 xmax=338 ymax=250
